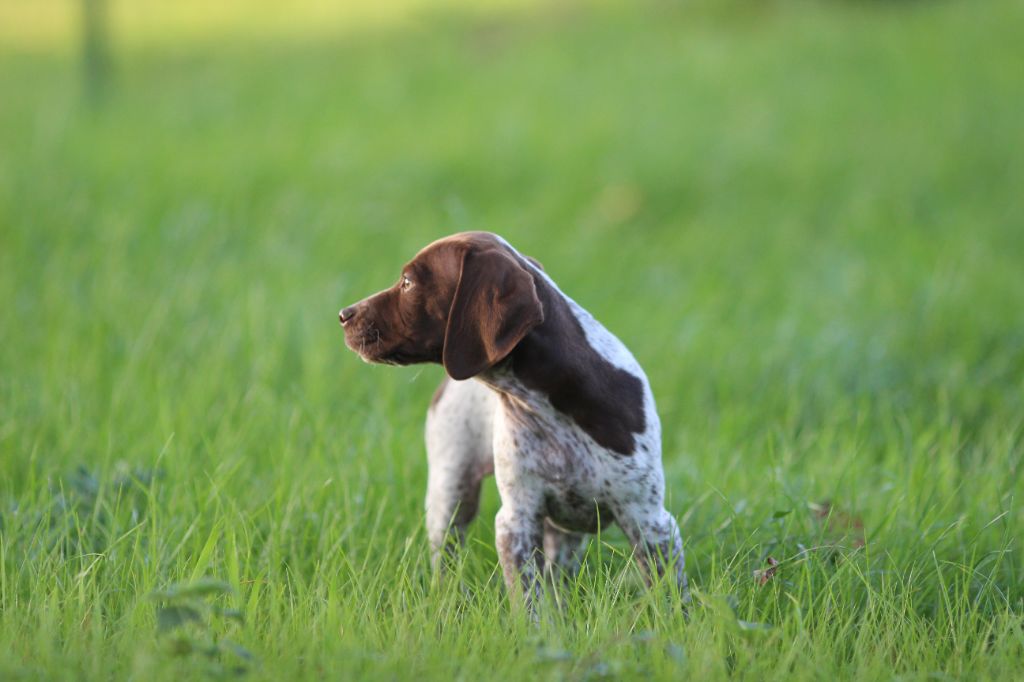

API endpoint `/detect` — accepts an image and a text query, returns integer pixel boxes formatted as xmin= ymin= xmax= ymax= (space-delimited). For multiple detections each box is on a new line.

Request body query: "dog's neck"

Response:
xmin=477 ymin=271 xmax=647 ymax=456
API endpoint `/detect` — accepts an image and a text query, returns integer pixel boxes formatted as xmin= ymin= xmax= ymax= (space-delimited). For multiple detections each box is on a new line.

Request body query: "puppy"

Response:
xmin=340 ymin=232 xmax=686 ymax=606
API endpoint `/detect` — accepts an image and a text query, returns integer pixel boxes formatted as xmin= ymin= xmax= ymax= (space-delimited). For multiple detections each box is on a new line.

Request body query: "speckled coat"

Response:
xmin=340 ymin=232 xmax=687 ymax=607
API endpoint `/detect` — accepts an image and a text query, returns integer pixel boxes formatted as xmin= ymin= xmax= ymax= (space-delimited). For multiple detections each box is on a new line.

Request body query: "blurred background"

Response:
xmin=1 ymin=0 xmax=1022 ymax=552
xmin=2 ymin=2 xmax=1024 ymax=677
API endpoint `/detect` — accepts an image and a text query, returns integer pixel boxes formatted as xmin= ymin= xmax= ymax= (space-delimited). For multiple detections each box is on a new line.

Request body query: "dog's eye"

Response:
xmin=400 ymin=275 xmax=413 ymax=292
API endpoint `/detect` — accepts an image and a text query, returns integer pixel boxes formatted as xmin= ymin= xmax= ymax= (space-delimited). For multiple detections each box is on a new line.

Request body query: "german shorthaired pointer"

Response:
xmin=339 ymin=232 xmax=686 ymax=606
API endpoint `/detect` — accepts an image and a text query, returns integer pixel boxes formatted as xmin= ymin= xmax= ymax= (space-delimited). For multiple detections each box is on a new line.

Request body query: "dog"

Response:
xmin=339 ymin=232 xmax=686 ymax=606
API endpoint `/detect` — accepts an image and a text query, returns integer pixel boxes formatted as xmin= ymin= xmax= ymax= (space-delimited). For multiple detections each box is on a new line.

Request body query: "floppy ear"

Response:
xmin=443 ymin=249 xmax=544 ymax=380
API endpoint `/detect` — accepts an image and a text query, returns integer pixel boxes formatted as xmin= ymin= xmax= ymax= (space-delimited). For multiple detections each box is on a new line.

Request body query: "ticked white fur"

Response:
xmin=424 ymin=238 xmax=686 ymax=601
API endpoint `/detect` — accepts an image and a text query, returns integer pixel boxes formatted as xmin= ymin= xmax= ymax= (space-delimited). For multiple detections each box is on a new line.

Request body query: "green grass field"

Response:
xmin=2 ymin=0 xmax=1023 ymax=679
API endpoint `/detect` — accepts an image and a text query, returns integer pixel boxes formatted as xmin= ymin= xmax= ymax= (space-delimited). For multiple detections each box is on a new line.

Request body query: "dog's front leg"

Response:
xmin=424 ymin=462 xmax=484 ymax=573
xmin=424 ymin=379 xmax=494 ymax=574
xmin=491 ymin=409 xmax=547 ymax=612
xmin=494 ymin=505 xmax=545 ymax=612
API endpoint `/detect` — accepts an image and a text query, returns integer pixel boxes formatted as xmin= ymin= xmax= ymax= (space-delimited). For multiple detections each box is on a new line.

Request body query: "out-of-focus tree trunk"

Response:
xmin=82 ymin=0 xmax=110 ymax=103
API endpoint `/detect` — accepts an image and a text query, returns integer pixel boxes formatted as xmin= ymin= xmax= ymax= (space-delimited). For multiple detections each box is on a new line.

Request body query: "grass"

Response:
xmin=1 ymin=0 xmax=1023 ymax=679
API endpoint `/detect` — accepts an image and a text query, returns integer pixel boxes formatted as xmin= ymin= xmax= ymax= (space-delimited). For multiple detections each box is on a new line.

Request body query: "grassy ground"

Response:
xmin=2 ymin=0 xmax=1023 ymax=679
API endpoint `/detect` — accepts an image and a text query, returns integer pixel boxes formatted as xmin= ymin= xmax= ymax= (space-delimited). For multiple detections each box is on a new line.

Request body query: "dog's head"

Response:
xmin=339 ymin=232 xmax=544 ymax=380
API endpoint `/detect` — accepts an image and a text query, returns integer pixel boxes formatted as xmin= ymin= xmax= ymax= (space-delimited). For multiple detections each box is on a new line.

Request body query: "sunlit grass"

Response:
xmin=0 ymin=0 xmax=551 ymax=52
xmin=1 ymin=0 xmax=1023 ymax=679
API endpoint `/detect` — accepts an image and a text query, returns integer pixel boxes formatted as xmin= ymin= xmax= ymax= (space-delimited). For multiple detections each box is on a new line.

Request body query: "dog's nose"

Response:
xmin=339 ymin=306 xmax=357 ymax=326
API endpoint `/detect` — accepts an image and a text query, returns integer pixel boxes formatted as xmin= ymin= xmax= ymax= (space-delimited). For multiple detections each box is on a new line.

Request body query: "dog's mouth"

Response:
xmin=344 ymin=325 xmax=409 ymax=366
xmin=344 ymin=325 xmax=382 ymax=362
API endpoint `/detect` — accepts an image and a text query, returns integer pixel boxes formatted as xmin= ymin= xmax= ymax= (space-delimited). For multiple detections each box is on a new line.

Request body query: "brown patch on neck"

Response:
xmin=506 ymin=271 xmax=646 ymax=455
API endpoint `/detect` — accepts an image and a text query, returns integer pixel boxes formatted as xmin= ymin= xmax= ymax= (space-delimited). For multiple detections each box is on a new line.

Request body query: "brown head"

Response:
xmin=339 ymin=232 xmax=545 ymax=380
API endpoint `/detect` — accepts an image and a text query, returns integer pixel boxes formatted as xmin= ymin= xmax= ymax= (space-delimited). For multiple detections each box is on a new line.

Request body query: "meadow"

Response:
xmin=1 ymin=0 xmax=1023 ymax=679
